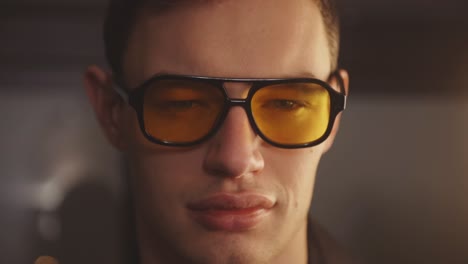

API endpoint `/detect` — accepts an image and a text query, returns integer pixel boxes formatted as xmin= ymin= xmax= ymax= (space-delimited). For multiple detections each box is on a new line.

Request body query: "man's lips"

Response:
xmin=187 ymin=193 xmax=275 ymax=231
xmin=187 ymin=193 xmax=275 ymax=211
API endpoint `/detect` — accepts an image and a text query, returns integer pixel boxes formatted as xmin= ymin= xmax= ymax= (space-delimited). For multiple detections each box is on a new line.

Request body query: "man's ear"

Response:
xmin=322 ymin=69 xmax=349 ymax=153
xmin=83 ymin=65 xmax=127 ymax=151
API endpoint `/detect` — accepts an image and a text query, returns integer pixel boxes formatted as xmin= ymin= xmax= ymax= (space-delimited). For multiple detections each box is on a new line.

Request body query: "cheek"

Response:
xmin=266 ymin=148 xmax=322 ymax=212
xmin=121 ymin=106 xmax=205 ymax=212
xmin=128 ymin=151 xmax=202 ymax=202
xmin=126 ymin=150 xmax=208 ymax=237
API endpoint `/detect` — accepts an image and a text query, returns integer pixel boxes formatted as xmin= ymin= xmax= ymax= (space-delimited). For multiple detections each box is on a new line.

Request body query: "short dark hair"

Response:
xmin=103 ymin=0 xmax=340 ymax=82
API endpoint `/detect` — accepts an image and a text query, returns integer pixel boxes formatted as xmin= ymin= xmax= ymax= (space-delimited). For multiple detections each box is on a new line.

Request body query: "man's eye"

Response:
xmin=169 ymin=100 xmax=196 ymax=108
xmin=156 ymin=100 xmax=201 ymax=111
xmin=263 ymin=99 xmax=306 ymax=110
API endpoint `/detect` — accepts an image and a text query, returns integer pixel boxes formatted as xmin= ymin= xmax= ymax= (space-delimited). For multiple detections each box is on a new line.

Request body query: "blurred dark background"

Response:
xmin=1 ymin=0 xmax=467 ymax=263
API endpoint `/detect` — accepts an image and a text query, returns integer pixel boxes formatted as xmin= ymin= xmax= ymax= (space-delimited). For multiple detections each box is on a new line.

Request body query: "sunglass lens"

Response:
xmin=143 ymin=79 xmax=225 ymax=143
xmin=251 ymin=82 xmax=331 ymax=145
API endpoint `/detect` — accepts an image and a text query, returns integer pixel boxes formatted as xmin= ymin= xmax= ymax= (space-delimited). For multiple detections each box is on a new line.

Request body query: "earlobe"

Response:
xmin=323 ymin=69 xmax=350 ymax=153
xmin=83 ymin=65 xmax=127 ymax=151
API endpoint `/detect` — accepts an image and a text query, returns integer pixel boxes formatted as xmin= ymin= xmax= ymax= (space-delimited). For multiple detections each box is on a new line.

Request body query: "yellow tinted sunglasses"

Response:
xmin=114 ymin=72 xmax=346 ymax=148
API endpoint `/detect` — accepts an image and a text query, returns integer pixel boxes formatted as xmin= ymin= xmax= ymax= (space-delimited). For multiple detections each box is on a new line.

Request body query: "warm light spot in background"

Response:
xmin=35 ymin=256 xmax=59 ymax=264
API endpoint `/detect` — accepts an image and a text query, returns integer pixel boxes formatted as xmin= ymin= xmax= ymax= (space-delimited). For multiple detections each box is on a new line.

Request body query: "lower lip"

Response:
xmin=189 ymin=207 xmax=270 ymax=232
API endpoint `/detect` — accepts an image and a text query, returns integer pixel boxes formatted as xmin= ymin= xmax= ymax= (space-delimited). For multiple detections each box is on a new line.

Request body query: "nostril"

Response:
xmin=203 ymin=158 xmax=249 ymax=178
xmin=202 ymin=139 xmax=265 ymax=179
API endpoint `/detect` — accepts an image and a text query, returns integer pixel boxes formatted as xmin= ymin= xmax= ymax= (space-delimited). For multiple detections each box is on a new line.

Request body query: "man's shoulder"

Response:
xmin=308 ymin=218 xmax=357 ymax=264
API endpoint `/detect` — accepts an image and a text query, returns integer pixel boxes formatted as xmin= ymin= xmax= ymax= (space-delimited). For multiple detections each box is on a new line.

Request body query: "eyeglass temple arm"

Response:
xmin=111 ymin=74 xmax=131 ymax=104
xmin=113 ymin=84 xmax=130 ymax=104
xmin=329 ymin=69 xmax=347 ymax=110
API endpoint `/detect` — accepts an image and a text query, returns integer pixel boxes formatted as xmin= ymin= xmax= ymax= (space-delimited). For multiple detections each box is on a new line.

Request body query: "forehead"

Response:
xmin=123 ymin=0 xmax=330 ymax=87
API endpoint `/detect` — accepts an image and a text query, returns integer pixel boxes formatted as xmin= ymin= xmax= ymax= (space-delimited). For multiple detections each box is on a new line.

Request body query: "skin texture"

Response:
xmin=84 ymin=0 xmax=349 ymax=263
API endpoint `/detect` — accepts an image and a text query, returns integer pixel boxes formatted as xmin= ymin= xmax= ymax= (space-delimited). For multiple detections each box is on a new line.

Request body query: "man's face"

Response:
xmin=112 ymin=0 xmax=341 ymax=263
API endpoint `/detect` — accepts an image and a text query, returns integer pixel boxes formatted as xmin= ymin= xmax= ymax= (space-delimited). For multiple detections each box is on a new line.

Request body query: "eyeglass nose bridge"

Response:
xmin=219 ymin=97 xmax=255 ymax=124
xmin=228 ymin=98 xmax=248 ymax=106
xmin=216 ymin=98 xmax=259 ymax=140
xmin=223 ymin=98 xmax=252 ymax=114
xmin=221 ymin=98 xmax=252 ymax=121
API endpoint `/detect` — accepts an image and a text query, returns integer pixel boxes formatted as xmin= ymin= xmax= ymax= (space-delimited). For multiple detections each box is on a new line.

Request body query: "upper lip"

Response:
xmin=187 ymin=193 xmax=275 ymax=211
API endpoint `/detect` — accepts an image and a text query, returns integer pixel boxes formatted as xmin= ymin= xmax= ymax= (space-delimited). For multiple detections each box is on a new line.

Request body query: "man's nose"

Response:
xmin=203 ymin=107 xmax=264 ymax=178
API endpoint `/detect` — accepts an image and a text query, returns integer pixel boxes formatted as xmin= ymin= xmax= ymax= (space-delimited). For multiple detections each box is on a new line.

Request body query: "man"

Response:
xmin=84 ymin=0 xmax=350 ymax=263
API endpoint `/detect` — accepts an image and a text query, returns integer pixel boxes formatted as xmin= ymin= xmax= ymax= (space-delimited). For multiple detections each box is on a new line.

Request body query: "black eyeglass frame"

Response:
xmin=114 ymin=72 xmax=347 ymax=149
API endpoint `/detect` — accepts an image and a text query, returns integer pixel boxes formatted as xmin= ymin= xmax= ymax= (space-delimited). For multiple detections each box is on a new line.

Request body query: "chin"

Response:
xmin=187 ymin=248 xmax=269 ymax=264
xmin=175 ymin=233 xmax=273 ymax=264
